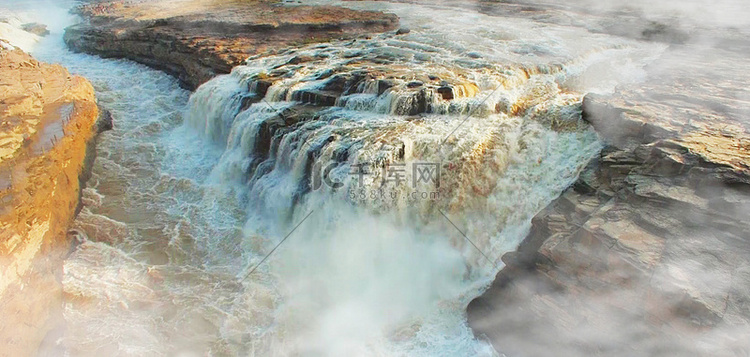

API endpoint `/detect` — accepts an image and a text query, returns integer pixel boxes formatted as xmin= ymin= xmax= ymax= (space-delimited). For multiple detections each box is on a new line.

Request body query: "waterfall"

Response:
xmin=185 ymin=33 xmax=602 ymax=219
xmin=179 ymin=32 xmax=604 ymax=355
xmin=11 ymin=0 xmax=665 ymax=354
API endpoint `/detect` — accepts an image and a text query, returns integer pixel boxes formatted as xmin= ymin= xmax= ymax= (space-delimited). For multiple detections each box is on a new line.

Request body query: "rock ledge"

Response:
xmin=64 ymin=0 xmax=400 ymax=89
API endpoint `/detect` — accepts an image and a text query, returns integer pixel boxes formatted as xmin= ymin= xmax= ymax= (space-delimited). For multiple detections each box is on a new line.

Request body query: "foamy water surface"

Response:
xmin=3 ymin=0 xmax=667 ymax=355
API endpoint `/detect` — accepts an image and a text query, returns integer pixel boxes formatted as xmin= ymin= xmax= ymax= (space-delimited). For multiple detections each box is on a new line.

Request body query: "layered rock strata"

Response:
xmin=468 ymin=44 xmax=750 ymax=356
xmin=64 ymin=0 xmax=400 ymax=89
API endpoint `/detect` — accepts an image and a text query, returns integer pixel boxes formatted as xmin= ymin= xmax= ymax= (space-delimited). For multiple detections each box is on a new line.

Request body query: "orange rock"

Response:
xmin=0 ymin=47 xmax=98 ymax=357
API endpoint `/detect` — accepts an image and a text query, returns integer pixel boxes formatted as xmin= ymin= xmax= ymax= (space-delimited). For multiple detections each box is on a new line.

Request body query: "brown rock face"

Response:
xmin=63 ymin=0 xmax=400 ymax=89
xmin=468 ymin=42 xmax=750 ymax=356
xmin=0 ymin=48 xmax=99 ymax=356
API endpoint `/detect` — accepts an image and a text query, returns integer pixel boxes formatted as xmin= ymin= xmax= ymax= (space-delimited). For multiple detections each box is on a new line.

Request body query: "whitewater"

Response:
xmin=8 ymin=0 xmax=663 ymax=355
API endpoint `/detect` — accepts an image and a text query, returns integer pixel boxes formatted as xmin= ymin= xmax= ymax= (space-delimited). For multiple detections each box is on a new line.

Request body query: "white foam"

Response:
xmin=14 ymin=0 xmax=660 ymax=355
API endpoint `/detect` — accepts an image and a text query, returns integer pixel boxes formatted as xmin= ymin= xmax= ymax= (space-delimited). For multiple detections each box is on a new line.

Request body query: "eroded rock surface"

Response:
xmin=468 ymin=39 xmax=750 ymax=357
xmin=64 ymin=0 xmax=400 ymax=89
xmin=0 ymin=48 xmax=99 ymax=356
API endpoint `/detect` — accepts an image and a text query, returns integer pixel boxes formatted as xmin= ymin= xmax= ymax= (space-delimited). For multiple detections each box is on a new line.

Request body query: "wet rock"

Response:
xmin=403 ymin=88 xmax=432 ymax=116
xmin=95 ymin=108 xmax=113 ymax=133
xmin=291 ymin=90 xmax=339 ymax=107
xmin=232 ymin=46 xmax=491 ymax=116
xmin=437 ymin=86 xmax=454 ymax=100
xmin=396 ymin=27 xmax=411 ymax=35
xmin=21 ymin=22 xmax=49 ymax=36
xmin=377 ymin=79 xmax=395 ymax=95
xmin=239 ymin=95 xmax=259 ymax=112
xmin=342 ymin=49 xmax=365 ymax=58
xmin=251 ymin=80 xmax=273 ymax=97
xmin=287 ymin=55 xmax=315 ymax=65
xmin=322 ymin=74 xmax=350 ymax=93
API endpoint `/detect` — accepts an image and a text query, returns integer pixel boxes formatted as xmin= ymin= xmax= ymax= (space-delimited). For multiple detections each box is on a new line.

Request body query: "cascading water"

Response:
xmin=9 ymin=0 xmax=664 ymax=355
xmin=180 ymin=36 xmax=607 ymax=355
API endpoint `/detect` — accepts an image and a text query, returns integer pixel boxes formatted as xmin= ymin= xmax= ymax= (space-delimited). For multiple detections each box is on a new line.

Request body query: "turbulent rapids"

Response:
xmin=178 ymin=33 xmax=607 ymax=354
xmin=9 ymin=1 xmax=666 ymax=355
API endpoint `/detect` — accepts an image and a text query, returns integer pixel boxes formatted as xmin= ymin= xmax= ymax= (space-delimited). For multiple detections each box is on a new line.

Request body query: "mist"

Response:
xmin=2 ymin=0 xmax=749 ymax=356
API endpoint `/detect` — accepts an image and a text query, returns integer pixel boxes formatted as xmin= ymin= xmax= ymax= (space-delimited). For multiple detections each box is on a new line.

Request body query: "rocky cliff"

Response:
xmin=0 ymin=47 xmax=99 ymax=356
xmin=64 ymin=0 xmax=399 ymax=89
xmin=468 ymin=40 xmax=750 ymax=357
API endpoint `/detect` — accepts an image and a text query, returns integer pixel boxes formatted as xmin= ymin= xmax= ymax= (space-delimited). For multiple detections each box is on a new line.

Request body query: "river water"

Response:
xmin=8 ymin=1 xmax=662 ymax=355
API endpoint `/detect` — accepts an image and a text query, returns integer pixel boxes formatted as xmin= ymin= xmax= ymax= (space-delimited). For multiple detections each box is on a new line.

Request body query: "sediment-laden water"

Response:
xmin=12 ymin=1 xmax=663 ymax=355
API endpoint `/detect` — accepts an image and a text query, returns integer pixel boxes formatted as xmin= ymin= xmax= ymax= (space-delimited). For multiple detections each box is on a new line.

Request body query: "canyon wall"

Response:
xmin=0 ymin=47 xmax=99 ymax=356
